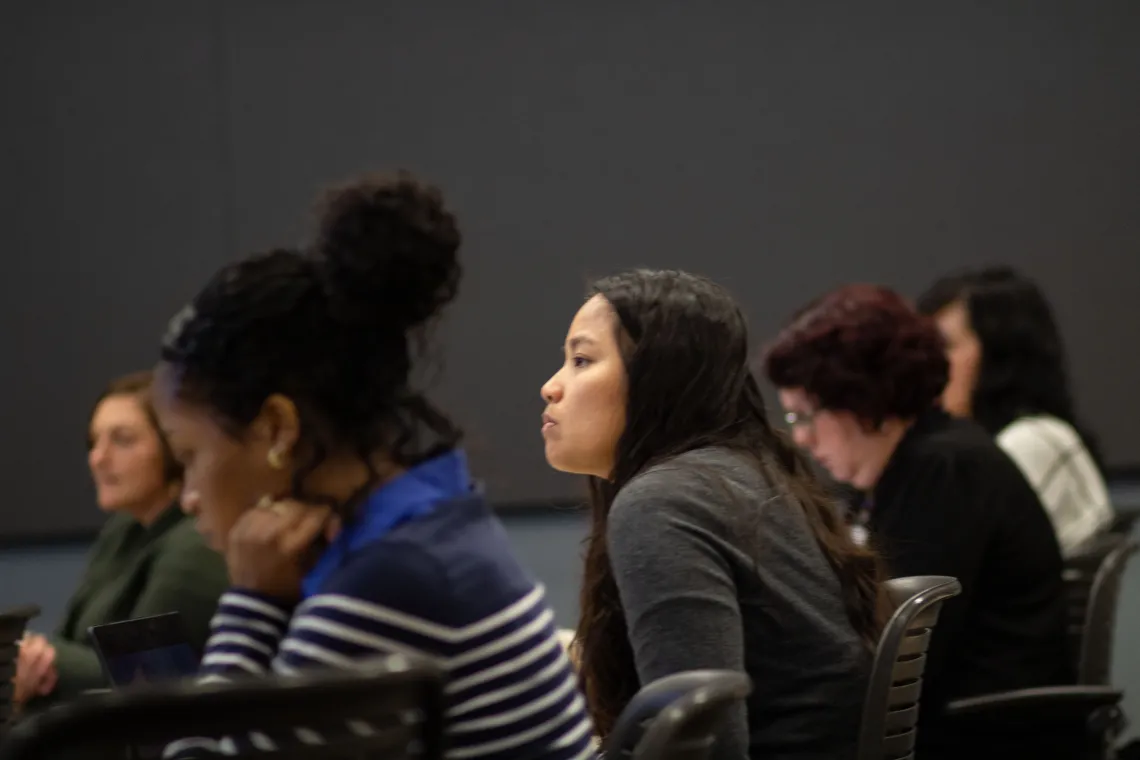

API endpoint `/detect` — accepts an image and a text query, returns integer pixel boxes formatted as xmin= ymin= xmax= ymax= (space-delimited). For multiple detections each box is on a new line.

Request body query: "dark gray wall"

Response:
xmin=2 ymin=2 xmax=1139 ymax=539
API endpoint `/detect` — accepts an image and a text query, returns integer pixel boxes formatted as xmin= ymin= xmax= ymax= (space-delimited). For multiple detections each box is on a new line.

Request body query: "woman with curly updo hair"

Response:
xmin=764 ymin=284 xmax=1071 ymax=758
xmin=154 ymin=171 xmax=592 ymax=760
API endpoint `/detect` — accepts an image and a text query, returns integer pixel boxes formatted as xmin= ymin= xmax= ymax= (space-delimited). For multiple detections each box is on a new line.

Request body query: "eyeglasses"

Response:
xmin=783 ymin=410 xmax=817 ymax=428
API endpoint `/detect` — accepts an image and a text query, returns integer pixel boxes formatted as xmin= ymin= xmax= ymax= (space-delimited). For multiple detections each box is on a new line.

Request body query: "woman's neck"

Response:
xmin=302 ymin=452 xmax=406 ymax=510
xmin=130 ymin=482 xmax=180 ymax=526
xmin=852 ymin=417 xmax=914 ymax=491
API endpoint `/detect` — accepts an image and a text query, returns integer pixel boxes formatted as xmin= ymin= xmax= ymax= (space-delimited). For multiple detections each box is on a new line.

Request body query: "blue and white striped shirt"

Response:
xmin=167 ymin=452 xmax=594 ymax=760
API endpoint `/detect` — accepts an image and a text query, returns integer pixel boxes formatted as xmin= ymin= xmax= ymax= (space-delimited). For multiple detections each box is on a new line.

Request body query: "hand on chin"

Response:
xmin=225 ymin=500 xmax=339 ymax=600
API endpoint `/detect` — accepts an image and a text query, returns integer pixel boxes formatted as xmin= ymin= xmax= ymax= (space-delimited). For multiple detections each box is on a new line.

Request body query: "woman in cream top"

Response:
xmin=919 ymin=266 xmax=1113 ymax=555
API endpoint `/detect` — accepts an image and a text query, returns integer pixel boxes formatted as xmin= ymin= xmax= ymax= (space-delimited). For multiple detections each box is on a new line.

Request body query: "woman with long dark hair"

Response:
xmin=917 ymin=266 xmax=1112 ymax=555
xmin=540 ymin=269 xmax=887 ymax=760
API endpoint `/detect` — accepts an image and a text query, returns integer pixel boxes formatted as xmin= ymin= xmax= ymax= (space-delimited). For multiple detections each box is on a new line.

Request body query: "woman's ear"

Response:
xmin=255 ymin=394 xmax=302 ymax=462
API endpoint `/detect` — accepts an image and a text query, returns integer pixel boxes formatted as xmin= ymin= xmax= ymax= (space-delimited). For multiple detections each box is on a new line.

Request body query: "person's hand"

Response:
xmin=556 ymin=629 xmax=581 ymax=670
xmin=225 ymin=499 xmax=341 ymax=600
xmin=13 ymin=634 xmax=57 ymax=704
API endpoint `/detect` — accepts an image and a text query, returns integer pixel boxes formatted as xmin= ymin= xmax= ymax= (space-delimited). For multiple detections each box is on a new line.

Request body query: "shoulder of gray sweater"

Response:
xmin=611 ymin=446 xmax=778 ymax=530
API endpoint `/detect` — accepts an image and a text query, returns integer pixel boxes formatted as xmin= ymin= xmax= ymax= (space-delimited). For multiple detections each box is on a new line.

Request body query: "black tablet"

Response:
xmin=88 ymin=612 xmax=199 ymax=688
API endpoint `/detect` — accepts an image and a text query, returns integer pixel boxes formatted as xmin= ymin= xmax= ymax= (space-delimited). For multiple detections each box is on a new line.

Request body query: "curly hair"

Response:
xmin=159 ymin=171 xmax=463 ymax=503
xmin=576 ymin=270 xmax=889 ymax=737
xmin=917 ymin=265 xmax=1101 ymax=465
xmin=763 ymin=284 xmax=948 ymax=425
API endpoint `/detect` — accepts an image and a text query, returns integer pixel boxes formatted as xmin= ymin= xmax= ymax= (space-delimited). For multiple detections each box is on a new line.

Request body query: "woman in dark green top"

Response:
xmin=13 ymin=371 xmax=228 ymax=708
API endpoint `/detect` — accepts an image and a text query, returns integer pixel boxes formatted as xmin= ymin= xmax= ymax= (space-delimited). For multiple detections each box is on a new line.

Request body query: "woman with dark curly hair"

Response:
xmin=154 ymin=171 xmax=592 ymax=760
xmin=542 ymin=270 xmax=887 ymax=760
xmin=763 ymin=284 xmax=1071 ymax=756
xmin=917 ymin=266 xmax=1113 ymax=555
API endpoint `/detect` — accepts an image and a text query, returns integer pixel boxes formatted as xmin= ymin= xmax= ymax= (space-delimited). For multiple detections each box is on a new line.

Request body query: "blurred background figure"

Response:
xmin=917 ymin=266 xmax=1113 ymax=555
xmin=764 ymin=283 xmax=1071 ymax=758
xmin=13 ymin=371 xmax=227 ymax=710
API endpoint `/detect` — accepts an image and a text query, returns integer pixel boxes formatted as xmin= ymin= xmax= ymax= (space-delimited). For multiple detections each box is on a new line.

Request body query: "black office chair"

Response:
xmin=857 ymin=576 xmax=962 ymax=760
xmin=604 ymin=670 xmax=752 ymax=760
xmin=1062 ymin=532 xmax=1138 ymax=684
xmin=0 ymin=653 xmax=445 ymax=760
xmin=0 ymin=605 xmax=41 ymax=732
xmin=942 ymin=535 xmax=1136 ymax=760
xmin=944 ymin=686 xmax=1122 ymax=760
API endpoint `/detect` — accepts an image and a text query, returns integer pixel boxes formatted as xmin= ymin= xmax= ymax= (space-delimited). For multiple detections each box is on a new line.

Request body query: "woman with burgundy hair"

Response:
xmin=763 ymin=283 xmax=1071 ymax=758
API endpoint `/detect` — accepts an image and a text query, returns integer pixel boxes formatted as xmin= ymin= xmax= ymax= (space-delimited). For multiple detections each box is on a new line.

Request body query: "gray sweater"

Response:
xmin=608 ymin=447 xmax=869 ymax=760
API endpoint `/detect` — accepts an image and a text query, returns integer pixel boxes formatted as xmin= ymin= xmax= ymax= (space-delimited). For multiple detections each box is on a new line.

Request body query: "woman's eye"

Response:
xmin=110 ymin=432 xmax=138 ymax=448
xmin=572 ymin=355 xmax=591 ymax=368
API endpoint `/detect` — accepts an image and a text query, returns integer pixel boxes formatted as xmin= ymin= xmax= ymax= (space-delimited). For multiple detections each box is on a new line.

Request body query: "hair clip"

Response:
xmin=161 ymin=303 xmax=198 ymax=350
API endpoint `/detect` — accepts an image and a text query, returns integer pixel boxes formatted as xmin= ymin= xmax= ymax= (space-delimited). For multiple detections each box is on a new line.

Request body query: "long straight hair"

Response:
xmin=574 ymin=270 xmax=889 ymax=736
xmin=916 ymin=266 xmax=1103 ymax=467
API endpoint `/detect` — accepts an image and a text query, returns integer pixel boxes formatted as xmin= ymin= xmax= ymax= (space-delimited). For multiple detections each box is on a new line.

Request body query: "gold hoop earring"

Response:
xmin=267 ymin=447 xmax=285 ymax=470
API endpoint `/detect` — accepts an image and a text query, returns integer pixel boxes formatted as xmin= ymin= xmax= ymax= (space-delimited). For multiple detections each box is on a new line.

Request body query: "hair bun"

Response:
xmin=315 ymin=170 xmax=462 ymax=332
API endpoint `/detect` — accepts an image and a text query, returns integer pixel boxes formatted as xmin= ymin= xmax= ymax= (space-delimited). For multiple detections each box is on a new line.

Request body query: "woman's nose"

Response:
xmin=88 ymin=443 xmax=108 ymax=468
xmin=541 ymin=377 xmax=562 ymax=403
xmin=791 ymin=424 xmax=813 ymax=449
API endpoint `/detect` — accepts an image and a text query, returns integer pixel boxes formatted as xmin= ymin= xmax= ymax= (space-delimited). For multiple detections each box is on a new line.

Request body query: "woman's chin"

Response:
xmin=96 ymin=496 xmax=124 ymax=512
xmin=543 ymin=445 xmax=566 ymax=471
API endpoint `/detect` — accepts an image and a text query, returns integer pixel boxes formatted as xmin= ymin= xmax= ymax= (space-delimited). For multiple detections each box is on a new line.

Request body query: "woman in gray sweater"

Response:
xmin=539 ymin=269 xmax=888 ymax=760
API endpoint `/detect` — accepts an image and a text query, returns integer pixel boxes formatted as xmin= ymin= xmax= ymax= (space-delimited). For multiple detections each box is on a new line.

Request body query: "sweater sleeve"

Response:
xmin=167 ymin=549 xmax=448 ymax=760
xmin=167 ymin=537 xmax=593 ymax=760
xmin=47 ymin=638 xmax=106 ymax=699
xmin=50 ymin=525 xmax=229 ymax=699
xmin=125 ymin=529 xmax=229 ymax=655
xmin=607 ymin=469 xmax=749 ymax=760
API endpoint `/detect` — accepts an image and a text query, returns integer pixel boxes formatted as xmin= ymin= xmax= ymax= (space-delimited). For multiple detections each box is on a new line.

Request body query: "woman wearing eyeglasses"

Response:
xmin=763 ymin=283 xmax=1072 ymax=758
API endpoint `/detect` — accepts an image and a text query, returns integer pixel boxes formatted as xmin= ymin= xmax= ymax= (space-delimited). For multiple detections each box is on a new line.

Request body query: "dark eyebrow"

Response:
xmin=567 ymin=335 xmax=596 ymax=351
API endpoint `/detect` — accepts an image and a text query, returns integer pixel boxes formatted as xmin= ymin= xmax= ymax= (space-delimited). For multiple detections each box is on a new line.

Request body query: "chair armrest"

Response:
xmin=0 ymin=605 xmax=42 ymax=621
xmin=946 ymin=685 xmax=1122 ymax=722
xmin=1110 ymin=508 xmax=1140 ymax=534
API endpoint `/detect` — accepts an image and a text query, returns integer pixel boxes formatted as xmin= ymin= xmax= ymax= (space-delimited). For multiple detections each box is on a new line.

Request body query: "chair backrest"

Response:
xmin=0 ymin=605 xmax=41 ymax=732
xmin=1062 ymin=532 xmax=1138 ymax=684
xmin=603 ymin=670 xmax=752 ymax=760
xmin=629 ymin=672 xmax=752 ymax=760
xmin=857 ymin=576 xmax=962 ymax=760
xmin=0 ymin=653 xmax=444 ymax=760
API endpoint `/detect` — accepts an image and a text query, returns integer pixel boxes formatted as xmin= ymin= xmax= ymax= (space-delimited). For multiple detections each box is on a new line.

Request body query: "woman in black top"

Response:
xmin=764 ymin=283 xmax=1071 ymax=756
xmin=540 ymin=269 xmax=888 ymax=760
